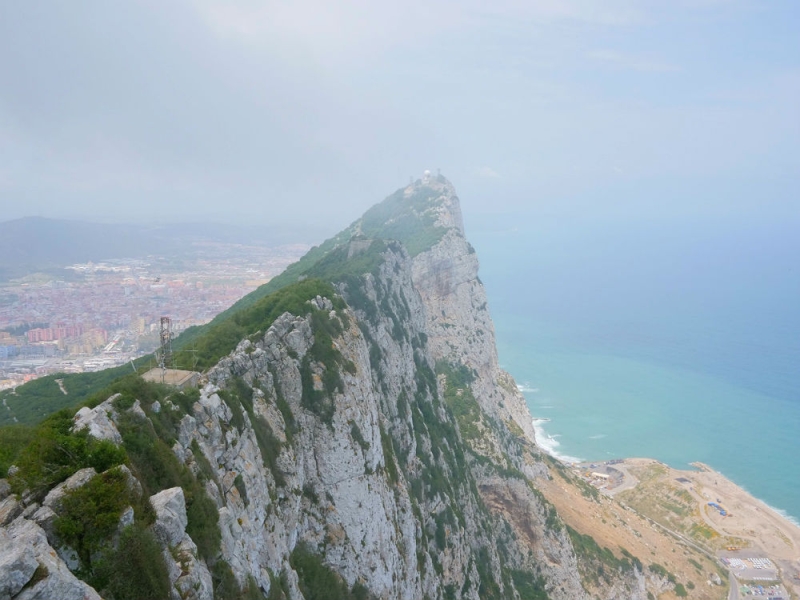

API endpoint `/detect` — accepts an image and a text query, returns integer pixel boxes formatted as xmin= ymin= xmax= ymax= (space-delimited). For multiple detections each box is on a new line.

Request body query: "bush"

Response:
xmin=437 ymin=361 xmax=481 ymax=442
xmin=510 ymin=569 xmax=549 ymax=600
xmin=213 ymin=560 xmax=242 ymax=600
xmin=568 ymin=526 xmax=639 ymax=585
xmin=118 ymin=412 xmax=220 ymax=560
xmin=184 ymin=481 xmax=221 ymax=560
xmin=10 ymin=409 xmax=126 ymax=497
xmin=54 ymin=467 xmax=132 ymax=567
xmin=0 ymin=425 xmax=35 ymax=477
xmin=290 ymin=544 xmax=370 ymax=600
xmin=99 ymin=524 xmax=171 ymax=600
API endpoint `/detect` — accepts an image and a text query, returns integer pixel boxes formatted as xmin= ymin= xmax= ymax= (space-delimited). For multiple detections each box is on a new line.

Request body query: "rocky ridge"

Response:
xmin=0 ymin=175 xmax=662 ymax=599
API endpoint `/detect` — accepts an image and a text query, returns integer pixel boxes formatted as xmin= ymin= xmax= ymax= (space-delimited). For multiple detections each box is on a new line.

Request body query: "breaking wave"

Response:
xmin=532 ymin=420 xmax=582 ymax=464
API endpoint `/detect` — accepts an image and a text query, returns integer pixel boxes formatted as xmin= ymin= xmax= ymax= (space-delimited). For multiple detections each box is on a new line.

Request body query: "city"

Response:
xmin=0 ymin=241 xmax=307 ymax=390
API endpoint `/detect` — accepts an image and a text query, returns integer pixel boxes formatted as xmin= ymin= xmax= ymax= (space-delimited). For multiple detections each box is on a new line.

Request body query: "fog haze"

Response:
xmin=1 ymin=1 xmax=798 ymax=234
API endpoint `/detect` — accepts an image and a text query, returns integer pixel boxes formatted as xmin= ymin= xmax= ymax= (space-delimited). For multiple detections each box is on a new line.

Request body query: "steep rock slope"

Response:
xmin=1 ymin=175 xmax=657 ymax=600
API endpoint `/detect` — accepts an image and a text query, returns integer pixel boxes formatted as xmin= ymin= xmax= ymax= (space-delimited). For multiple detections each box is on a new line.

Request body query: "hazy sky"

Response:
xmin=1 ymin=1 xmax=797 ymax=234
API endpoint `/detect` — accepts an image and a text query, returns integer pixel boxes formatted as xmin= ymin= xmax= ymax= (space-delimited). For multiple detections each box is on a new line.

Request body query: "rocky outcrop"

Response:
xmin=42 ymin=468 xmax=96 ymax=510
xmin=72 ymin=395 xmax=122 ymax=444
xmin=0 ymin=518 xmax=101 ymax=600
xmin=0 ymin=496 xmax=22 ymax=527
xmin=1 ymin=176 xmax=650 ymax=599
xmin=150 ymin=487 xmax=213 ymax=600
xmin=409 ymin=178 xmax=537 ymax=443
xmin=151 ymin=487 xmax=188 ymax=547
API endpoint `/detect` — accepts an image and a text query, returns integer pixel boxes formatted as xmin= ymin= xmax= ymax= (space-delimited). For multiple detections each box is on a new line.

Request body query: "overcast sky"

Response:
xmin=0 ymin=1 xmax=797 ymax=235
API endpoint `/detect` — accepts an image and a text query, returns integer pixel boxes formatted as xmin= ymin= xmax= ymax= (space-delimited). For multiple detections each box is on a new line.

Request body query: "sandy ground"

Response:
xmin=621 ymin=458 xmax=800 ymax=597
xmin=536 ymin=455 xmax=729 ymax=600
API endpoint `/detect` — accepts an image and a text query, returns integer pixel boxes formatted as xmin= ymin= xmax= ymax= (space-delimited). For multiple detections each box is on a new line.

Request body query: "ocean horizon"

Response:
xmin=469 ymin=213 xmax=800 ymax=524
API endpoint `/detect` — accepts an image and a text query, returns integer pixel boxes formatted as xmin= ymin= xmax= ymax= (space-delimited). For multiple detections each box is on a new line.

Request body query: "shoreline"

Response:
xmin=530 ymin=417 xmax=800 ymax=593
xmin=690 ymin=461 xmax=800 ymax=529
xmin=566 ymin=453 xmax=800 ymax=596
xmin=530 ymin=417 xmax=799 ymax=527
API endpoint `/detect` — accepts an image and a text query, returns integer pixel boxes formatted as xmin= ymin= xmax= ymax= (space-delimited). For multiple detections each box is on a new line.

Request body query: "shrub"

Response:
xmin=117 ymin=412 xmax=220 ymax=560
xmin=10 ymin=409 xmax=126 ymax=497
xmin=185 ymin=483 xmax=221 ymax=560
xmin=510 ymin=569 xmax=549 ymax=600
xmin=213 ymin=560 xmax=242 ymax=600
xmin=54 ymin=467 xmax=131 ymax=567
xmin=234 ymin=474 xmax=248 ymax=505
xmin=437 ymin=361 xmax=481 ymax=442
xmin=0 ymin=425 xmax=35 ymax=477
xmin=290 ymin=544 xmax=370 ymax=600
xmin=99 ymin=524 xmax=171 ymax=600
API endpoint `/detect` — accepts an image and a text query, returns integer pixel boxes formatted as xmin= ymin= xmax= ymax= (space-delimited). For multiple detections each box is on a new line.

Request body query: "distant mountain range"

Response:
xmin=0 ymin=217 xmax=324 ymax=282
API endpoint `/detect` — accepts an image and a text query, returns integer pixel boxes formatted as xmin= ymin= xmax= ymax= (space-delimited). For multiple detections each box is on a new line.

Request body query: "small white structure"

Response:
xmin=591 ymin=472 xmax=610 ymax=480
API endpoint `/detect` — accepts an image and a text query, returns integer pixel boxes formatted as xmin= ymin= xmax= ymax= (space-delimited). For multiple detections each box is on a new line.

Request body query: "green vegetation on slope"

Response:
xmin=176 ymin=182 xmax=446 ymax=350
xmin=8 ymin=408 xmax=127 ymax=494
xmin=358 ymin=185 xmax=446 ymax=257
xmin=2 ymin=180 xmax=449 ymax=427
xmin=173 ymin=278 xmax=343 ymax=371
xmin=566 ymin=525 xmax=643 ymax=588
xmin=2 ymin=375 xmax=278 ymax=599
xmin=0 ymin=360 xmax=150 ymax=427
xmin=436 ymin=360 xmax=481 ymax=442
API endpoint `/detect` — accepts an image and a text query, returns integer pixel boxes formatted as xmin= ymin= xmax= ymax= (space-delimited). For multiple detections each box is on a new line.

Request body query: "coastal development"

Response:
xmin=0 ymin=242 xmax=306 ymax=393
xmin=560 ymin=457 xmax=800 ymax=599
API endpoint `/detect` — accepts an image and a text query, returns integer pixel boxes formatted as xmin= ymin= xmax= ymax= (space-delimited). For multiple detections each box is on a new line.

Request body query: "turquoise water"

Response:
xmin=469 ymin=214 xmax=800 ymax=523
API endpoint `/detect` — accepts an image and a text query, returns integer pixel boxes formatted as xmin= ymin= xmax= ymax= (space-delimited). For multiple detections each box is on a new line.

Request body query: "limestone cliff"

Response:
xmin=0 ymin=175 xmax=656 ymax=600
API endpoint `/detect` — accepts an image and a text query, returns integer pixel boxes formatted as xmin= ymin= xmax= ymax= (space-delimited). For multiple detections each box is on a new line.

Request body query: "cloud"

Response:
xmin=188 ymin=0 xmax=646 ymax=64
xmin=587 ymin=49 xmax=681 ymax=73
xmin=475 ymin=166 xmax=501 ymax=179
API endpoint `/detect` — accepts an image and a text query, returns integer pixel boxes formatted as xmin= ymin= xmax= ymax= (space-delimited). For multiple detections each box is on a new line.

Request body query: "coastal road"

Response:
xmin=728 ymin=569 xmax=739 ymax=600
xmin=603 ymin=462 xmax=638 ymax=496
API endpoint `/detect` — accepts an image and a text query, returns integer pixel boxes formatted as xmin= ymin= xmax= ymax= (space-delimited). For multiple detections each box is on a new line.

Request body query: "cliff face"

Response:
xmin=0 ymin=176 xmax=651 ymax=600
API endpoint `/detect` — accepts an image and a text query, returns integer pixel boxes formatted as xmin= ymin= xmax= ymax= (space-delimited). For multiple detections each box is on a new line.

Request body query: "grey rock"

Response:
xmin=130 ymin=399 xmax=147 ymax=421
xmin=55 ymin=545 xmax=80 ymax=572
xmin=4 ymin=518 xmax=101 ymax=600
xmin=172 ymin=538 xmax=214 ymax=600
xmin=20 ymin=502 xmax=39 ymax=520
xmin=116 ymin=464 xmax=142 ymax=498
xmin=31 ymin=506 xmax=56 ymax=541
xmin=0 ymin=496 xmax=22 ymax=527
xmin=118 ymin=506 xmax=135 ymax=530
xmin=150 ymin=487 xmax=188 ymax=546
xmin=0 ymin=531 xmax=38 ymax=598
xmin=0 ymin=480 xmax=10 ymax=501
xmin=72 ymin=396 xmax=122 ymax=444
xmin=43 ymin=468 xmax=96 ymax=510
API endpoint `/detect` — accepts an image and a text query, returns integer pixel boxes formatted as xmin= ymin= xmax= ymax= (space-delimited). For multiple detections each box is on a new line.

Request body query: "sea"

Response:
xmin=468 ymin=213 xmax=800 ymax=524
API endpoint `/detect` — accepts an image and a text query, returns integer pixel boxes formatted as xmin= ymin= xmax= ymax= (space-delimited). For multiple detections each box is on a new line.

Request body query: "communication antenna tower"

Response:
xmin=156 ymin=316 xmax=173 ymax=375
